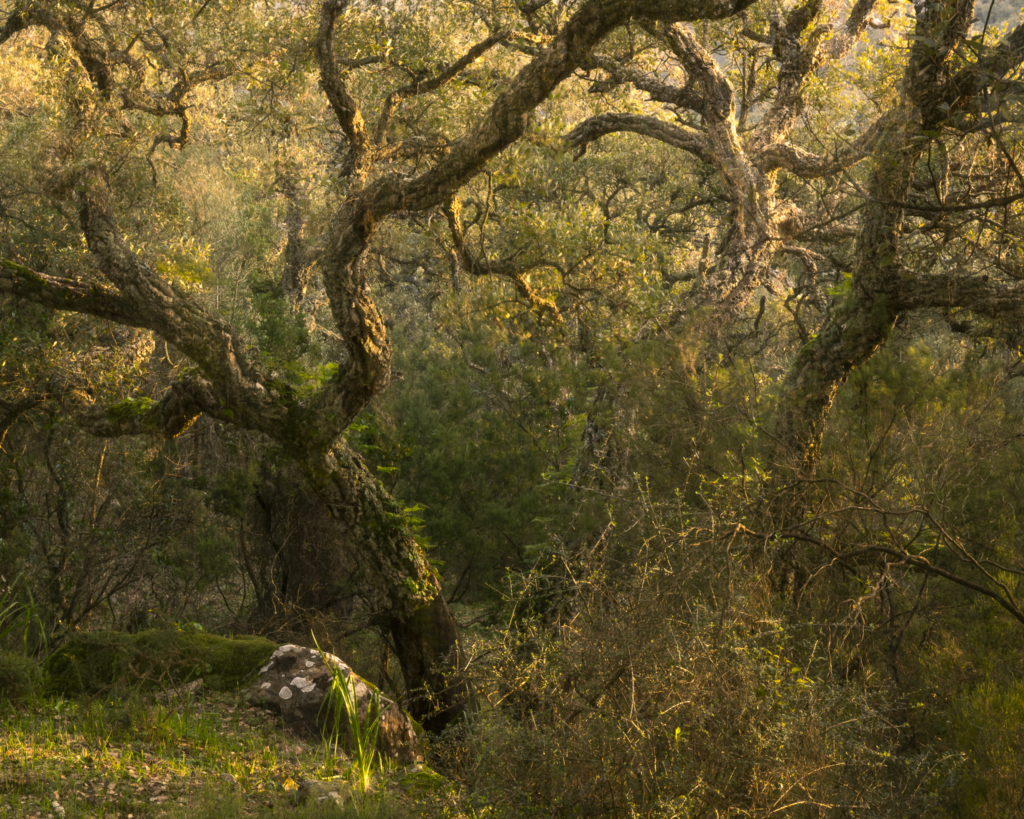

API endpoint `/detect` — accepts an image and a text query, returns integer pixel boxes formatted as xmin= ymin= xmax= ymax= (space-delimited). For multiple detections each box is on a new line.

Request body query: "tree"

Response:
xmin=773 ymin=0 xmax=1024 ymax=470
xmin=0 ymin=0 xmax=757 ymax=730
xmin=554 ymin=0 xmax=1024 ymax=473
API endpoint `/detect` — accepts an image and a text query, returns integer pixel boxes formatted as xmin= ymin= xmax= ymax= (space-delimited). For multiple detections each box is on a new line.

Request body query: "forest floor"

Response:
xmin=0 ymin=689 xmax=461 ymax=819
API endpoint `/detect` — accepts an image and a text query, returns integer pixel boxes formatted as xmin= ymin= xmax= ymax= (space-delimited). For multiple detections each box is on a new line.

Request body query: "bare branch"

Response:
xmin=1 ymin=258 xmax=134 ymax=321
xmin=757 ymin=110 xmax=895 ymax=177
xmin=379 ymin=134 xmax=451 ymax=162
xmin=734 ymin=517 xmax=1024 ymax=627
xmin=749 ymin=0 xmax=879 ymax=152
xmin=357 ymin=0 xmax=756 ymax=218
xmin=821 ymin=0 xmax=879 ymax=60
xmin=0 ymin=396 xmax=40 ymax=452
xmin=444 ymin=196 xmax=562 ymax=322
xmin=589 ymin=53 xmax=705 ymax=112
xmin=895 ymin=272 xmax=1024 ymax=317
xmin=76 ymin=379 xmax=213 ymax=439
xmin=120 ymin=64 xmax=231 ymax=118
xmin=658 ymin=23 xmax=734 ymax=124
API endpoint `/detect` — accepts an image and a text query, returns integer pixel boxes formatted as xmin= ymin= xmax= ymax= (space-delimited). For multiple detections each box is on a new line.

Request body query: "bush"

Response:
xmin=0 ymin=649 xmax=42 ymax=705
xmin=953 ymin=679 xmax=1024 ymax=817
xmin=451 ymin=504 xmax=957 ymax=818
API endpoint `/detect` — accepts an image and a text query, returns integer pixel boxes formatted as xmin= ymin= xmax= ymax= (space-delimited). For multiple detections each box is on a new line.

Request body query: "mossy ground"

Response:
xmin=0 ymin=690 xmax=460 ymax=818
xmin=44 ymin=628 xmax=278 ymax=696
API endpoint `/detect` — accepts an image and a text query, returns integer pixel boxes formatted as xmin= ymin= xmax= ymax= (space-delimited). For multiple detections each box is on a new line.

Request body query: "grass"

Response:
xmin=0 ymin=688 xmax=460 ymax=818
xmin=0 ymin=573 xmax=47 ymax=660
xmin=314 ymin=635 xmax=382 ymax=794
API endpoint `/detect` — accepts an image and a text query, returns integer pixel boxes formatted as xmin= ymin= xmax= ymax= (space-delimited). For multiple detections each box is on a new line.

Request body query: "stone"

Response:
xmin=155 ymin=677 xmax=204 ymax=706
xmin=292 ymin=778 xmax=351 ymax=807
xmin=247 ymin=643 xmax=422 ymax=764
xmin=44 ymin=629 xmax=276 ymax=696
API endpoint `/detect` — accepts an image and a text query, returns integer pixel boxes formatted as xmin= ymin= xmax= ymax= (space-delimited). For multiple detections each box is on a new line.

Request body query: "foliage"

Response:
xmin=0 ymin=649 xmax=42 ymax=707
xmin=3 ymin=0 xmax=1024 ymax=813
xmin=953 ymin=679 xmax=1024 ymax=818
xmin=0 ymin=571 xmax=46 ymax=656
xmin=362 ymin=314 xmax=577 ymax=599
xmin=0 ymin=417 xmax=242 ymax=638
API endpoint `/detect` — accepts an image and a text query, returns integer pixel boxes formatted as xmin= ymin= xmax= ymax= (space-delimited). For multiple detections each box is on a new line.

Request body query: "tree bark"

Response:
xmin=301 ymin=441 xmax=467 ymax=728
xmin=564 ymin=3 xmax=881 ymax=327
xmin=389 ymin=594 xmax=468 ymax=733
xmin=770 ymin=115 xmax=916 ymax=470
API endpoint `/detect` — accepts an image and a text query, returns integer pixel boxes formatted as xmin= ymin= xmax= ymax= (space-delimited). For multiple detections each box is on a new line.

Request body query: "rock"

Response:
xmin=247 ymin=643 xmax=422 ymax=764
xmin=44 ymin=629 xmax=276 ymax=695
xmin=293 ymin=778 xmax=351 ymax=807
xmin=155 ymin=677 xmax=204 ymax=706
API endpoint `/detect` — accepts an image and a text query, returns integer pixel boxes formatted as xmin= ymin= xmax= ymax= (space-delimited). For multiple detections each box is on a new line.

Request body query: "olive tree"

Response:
xmin=0 ymin=0 xmax=757 ymax=729
xmin=555 ymin=0 xmax=1024 ymax=469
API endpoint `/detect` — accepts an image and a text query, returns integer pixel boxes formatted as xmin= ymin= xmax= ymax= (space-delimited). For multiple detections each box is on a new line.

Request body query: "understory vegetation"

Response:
xmin=4 ymin=0 xmax=1024 ymax=815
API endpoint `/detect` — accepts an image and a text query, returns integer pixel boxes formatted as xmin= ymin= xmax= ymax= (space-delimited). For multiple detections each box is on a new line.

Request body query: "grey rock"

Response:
xmin=247 ymin=643 xmax=421 ymax=764
xmin=155 ymin=677 xmax=204 ymax=707
xmin=293 ymin=778 xmax=351 ymax=807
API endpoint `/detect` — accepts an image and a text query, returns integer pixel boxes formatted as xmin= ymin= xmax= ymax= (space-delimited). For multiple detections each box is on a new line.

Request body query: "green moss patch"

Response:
xmin=396 ymin=765 xmax=446 ymax=796
xmin=44 ymin=628 xmax=277 ymax=696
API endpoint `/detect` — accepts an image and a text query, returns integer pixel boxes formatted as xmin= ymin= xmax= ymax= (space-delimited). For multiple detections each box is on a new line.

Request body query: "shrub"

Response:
xmin=953 ymin=679 xmax=1024 ymax=818
xmin=0 ymin=649 xmax=42 ymax=705
xmin=452 ymin=510 xmax=956 ymax=818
